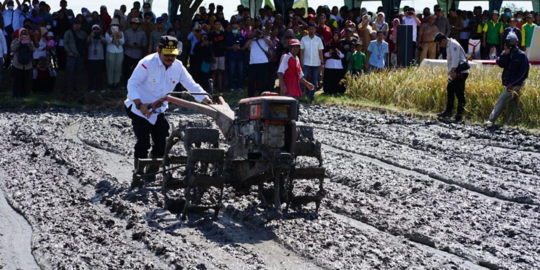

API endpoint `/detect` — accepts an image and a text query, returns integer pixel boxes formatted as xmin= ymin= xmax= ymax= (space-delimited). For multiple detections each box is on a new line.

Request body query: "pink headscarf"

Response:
xmin=390 ymin=18 xmax=400 ymax=43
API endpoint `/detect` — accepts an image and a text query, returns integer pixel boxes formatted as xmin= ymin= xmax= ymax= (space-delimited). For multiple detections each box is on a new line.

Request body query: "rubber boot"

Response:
xmin=131 ymin=157 xmax=145 ymax=189
xmin=455 ymin=104 xmax=465 ymax=122
xmin=144 ymin=153 xmax=160 ymax=183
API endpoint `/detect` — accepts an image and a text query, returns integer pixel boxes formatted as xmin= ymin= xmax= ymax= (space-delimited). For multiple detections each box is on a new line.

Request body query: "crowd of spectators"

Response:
xmin=0 ymin=0 xmax=538 ymax=100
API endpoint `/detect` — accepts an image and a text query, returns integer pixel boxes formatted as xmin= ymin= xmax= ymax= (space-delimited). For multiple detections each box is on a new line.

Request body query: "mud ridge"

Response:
xmin=322 ymin=144 xmax=538 ymax=206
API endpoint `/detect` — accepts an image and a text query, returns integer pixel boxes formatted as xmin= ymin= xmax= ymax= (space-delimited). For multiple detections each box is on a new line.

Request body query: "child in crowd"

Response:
xmin=349 ymin=43 xmax=366 ymax=75
xmin=33 ymin=56 xmax=57 ymax=93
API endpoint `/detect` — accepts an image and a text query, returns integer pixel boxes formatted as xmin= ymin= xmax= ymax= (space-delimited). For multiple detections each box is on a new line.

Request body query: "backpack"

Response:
xmin=71 ymin=30 xmax=87 ymax=57
xmin=18 ymin=44 xmax=32 ymax=65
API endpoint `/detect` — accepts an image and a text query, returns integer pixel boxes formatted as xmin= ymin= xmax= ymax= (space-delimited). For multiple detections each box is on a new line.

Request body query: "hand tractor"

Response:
xmin=133 ymin=87 xmax=325 ymax=219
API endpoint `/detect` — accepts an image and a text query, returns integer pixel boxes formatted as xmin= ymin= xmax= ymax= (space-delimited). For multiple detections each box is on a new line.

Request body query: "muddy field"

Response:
xmin=1 ymin=105 xmax=539 ymax=270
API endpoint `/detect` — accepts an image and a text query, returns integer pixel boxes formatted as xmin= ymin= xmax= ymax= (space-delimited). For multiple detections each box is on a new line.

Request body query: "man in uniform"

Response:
xmin=482 ymin=11 xmax=504 ymax=57
xmin=125 ymin=36 xmax=212 ymax=188
xmin=418 ymin=15 xmax=440 ymax=63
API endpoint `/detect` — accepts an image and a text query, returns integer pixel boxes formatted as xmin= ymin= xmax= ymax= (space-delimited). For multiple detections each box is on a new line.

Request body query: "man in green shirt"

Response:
xmin=521 ymin=14 xmax=537 ymax=51
xmin=483 ymin=11 xmax=504 ymax=56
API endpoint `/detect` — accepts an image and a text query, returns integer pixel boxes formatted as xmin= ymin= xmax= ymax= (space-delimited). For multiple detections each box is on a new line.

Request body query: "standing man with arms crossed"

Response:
xmin=125 ymin=36 xmax=212 ymax=189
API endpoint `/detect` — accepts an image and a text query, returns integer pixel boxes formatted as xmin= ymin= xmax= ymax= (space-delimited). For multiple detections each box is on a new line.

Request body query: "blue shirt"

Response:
xmin=367 ymin=40 xmax=389 ymax=68
xmin=225 ymin=32 xmax=246 ymax=61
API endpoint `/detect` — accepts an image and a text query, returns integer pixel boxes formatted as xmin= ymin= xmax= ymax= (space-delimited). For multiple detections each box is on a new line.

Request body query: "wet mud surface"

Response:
xmin=0 ymin=105 xmax=538 ymax=269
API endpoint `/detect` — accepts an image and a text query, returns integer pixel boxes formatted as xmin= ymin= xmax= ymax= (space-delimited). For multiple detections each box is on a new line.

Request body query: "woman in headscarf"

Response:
xmin=240 ymin=17 xmax=254 ymax=39
xmin=11 ymin=28 xmax=36 ymax=98
xmin=323 ymin=31 xmax=345 ymax=95
xmin=388 ymin=18 xmax=400 ymax=68
xmin=357 ymin=14 xmax=373 ymax=54
xmin=100 ymin=6 xmax=112 ymax=32
xmin=30 ymin=9 xmax=43 ymax=26
xmin=373 ymin=12 xmax=389 ymax=37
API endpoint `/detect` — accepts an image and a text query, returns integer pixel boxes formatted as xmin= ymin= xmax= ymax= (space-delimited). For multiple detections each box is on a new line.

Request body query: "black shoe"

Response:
xmin=130 ymin=175 xmax=144 ymax=189
xmin=454 ymin=115 xmax=463 ymax=122
xmin=437 ymin=111 xmax=452 ymax=118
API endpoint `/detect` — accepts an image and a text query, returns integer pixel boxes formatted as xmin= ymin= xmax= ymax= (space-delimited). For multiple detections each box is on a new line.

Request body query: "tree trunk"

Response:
xmin=176 ymin=0 xmax=204 ymax=65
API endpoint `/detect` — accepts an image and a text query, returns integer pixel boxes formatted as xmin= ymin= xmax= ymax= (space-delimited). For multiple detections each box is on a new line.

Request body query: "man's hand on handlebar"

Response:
xmin=202 ymin=97 xmax=214 ymax=105
xmin=139 ymin=104 xmax=152 ymax=118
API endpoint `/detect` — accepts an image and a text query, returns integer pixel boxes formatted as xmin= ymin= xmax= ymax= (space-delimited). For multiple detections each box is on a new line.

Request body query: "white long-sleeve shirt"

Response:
xmin=105 ymin=32 xmax=125 ymax=53
xmin=125 ymin=53 xmax=208 ymax=124
xmin=324 ymin=51 xmax=345 ymax=69
xmin=446 ymin=38 xmax=469 ymax=74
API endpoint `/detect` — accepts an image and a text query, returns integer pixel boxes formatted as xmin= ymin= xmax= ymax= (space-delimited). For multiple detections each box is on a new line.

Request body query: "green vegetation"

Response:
xmin=334 ymin=66 xmax=540 ymax=128
xmin=0 ymin=93 xmax=82 ymax=110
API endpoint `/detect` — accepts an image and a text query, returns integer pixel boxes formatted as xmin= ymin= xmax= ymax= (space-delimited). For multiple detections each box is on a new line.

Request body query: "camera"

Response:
xmin=408 ymin=11 xmax=414 ymax=15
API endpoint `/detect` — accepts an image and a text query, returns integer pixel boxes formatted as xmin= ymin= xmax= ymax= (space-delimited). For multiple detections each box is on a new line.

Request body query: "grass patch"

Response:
xmin=0 ymin=93 xmax=82 ymax=110
xmin=335 ymin=66 xmax=540 ymax=128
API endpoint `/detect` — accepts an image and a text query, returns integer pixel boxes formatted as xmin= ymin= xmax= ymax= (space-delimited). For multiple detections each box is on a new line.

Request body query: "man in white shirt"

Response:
xmin=434 ymin=33 xmax=469 ymax=122
xmin=2 ymin=0 xmax=21 ymax=68
xmin=125 ymin=36 xmax=211 ymax=188
xmin=244 ymin=29 xmax=273 ymax=97
xmin=300 ymin=24 xmax=324 ymax=102
xmin=403 ymin=7 xmax=421 ymax=63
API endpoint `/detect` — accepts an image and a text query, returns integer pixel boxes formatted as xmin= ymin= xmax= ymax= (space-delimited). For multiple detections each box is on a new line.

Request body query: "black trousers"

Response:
xmin=445 ymin=73 xmax=469 ymax=116
xmin=459 ymin=39 xmax=469 ymax=54
xmin=323 ymin=68 xmax=346 ymax=95
xmin=12 ymin=67 xmax=32 ymax=98
xmin=267 ymin=61 xmax=279 ymax=93
xmin=122 ymin=55 xmax=140 ymax=87
xmin=3 ymin=35 xmax=12 ymax=68
xmin=126 ymin=106 xmax=170 ymax=159
xmin=88 ymin=60 xmax=104 ymax=91
xmin=57 ymin=46 xmax=66 ymax=69
xmin=248 ymin=63 xmax=269 ymax=97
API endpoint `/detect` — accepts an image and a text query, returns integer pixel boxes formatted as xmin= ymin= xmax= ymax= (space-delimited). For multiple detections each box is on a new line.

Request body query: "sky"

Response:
xmin=65 ymin=0 xmax=533 ymax=20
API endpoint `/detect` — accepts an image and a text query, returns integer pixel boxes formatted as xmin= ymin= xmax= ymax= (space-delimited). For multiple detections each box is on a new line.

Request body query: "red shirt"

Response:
xmin=278 ymin=53 xmax=304 ymax=98
xmin=317 ymin=24 xmax=332 ymax=45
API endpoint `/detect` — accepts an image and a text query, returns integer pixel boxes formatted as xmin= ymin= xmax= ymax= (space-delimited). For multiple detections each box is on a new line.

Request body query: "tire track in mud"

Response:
xmin=328 ymin=212 xmax=487 ymax=270
xmin=304 ymin=121 xmax=540 ymax=206
xmin=66 ymin=121 xmax=325 ymax=270
xmin=321 ymin=143 xmax=538 ymax=206
xmin=318 ymin=147 xmax=540 ymax=270
xmin=313 ymin=122 xmax=540 ymax=177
